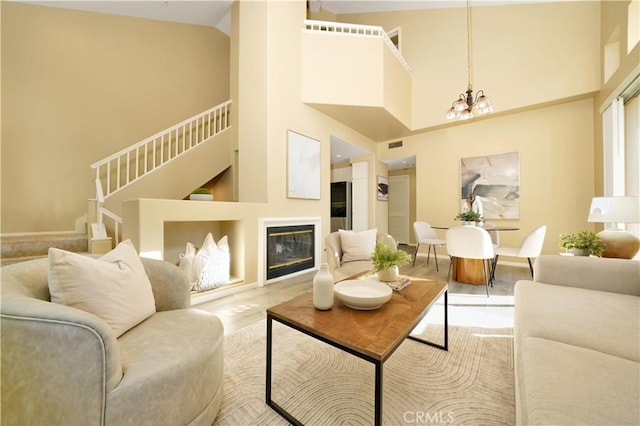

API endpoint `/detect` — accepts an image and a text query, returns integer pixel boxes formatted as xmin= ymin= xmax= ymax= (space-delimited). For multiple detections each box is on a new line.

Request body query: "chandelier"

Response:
xmin=446 ymin=0 xmax=493 ymax=121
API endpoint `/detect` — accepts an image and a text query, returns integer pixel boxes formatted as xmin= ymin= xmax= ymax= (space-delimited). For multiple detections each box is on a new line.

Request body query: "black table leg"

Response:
xmin=408 ymin=290 xmax=449 ymax=351
xmin=375 ymin=361 xmax=383 ymax=426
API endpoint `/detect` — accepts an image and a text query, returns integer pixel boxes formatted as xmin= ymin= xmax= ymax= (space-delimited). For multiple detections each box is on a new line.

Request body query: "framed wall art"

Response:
xmin=287 ymin=130 xmax=320 ymax=200
xmin=460 ymin=151 xmax=520 ymax=219
xmin=377 ymin=175 xmax=389 ymax=201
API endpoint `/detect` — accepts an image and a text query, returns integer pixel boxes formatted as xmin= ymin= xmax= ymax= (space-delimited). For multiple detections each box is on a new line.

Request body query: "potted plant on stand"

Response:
xmin=454 ymin=210 xmax=484 ymax=226
xmin=559 ymin=231 xmax=606 ymax=256
xmin=371 ymin=242 xmax=412 ymax=282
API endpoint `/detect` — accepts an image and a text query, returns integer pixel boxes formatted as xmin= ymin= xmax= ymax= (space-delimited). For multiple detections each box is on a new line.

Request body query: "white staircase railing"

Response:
xmin=304 ymin=20 xmax=411 ymax=73
xmin=91 ymin=100 xmax=231 ymax=200
xmin=89 ymin=100 xmax=232 ymax=246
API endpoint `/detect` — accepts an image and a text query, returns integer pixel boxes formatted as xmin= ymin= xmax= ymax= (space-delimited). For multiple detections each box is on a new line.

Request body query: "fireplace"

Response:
xmin=266 ymin=225 xmax=314 ymax=280
xmin=258 ymin=217 xmax=321 ymax=286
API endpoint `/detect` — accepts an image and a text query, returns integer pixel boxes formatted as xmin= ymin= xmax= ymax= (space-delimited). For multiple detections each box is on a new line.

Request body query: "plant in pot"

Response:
xmin=189 ymin=187 xmax=213 ymax=201
xmin=454 ymin=210 xmax=484 ymax=226
xmin=559 ymin=231 xmax=606 ymax=257
xmin=371 ymin=242 xmax=412 ymax=282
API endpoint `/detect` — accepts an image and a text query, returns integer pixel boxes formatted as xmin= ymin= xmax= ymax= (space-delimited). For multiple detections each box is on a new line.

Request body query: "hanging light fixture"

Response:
xmin=446 ymin=0 xmax=493 ymax=121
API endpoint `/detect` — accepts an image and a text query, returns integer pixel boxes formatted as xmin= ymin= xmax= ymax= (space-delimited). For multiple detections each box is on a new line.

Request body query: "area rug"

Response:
xmin=213 ymin=302 xmax=515 ymax=425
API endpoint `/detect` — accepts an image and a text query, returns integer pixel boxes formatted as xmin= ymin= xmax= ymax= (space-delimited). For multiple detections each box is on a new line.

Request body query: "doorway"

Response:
xmin=388 ymin=175 xmax=410 ymax=244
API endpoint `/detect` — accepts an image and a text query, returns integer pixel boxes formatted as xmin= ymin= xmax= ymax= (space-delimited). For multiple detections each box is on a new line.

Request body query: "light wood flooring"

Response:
xmin=194 ymin=246 xmax=532 ymax=335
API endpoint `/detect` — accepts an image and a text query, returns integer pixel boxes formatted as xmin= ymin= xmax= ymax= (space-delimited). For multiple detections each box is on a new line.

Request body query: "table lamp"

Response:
xmin=587 ymin=196 xmax=640 ymax=259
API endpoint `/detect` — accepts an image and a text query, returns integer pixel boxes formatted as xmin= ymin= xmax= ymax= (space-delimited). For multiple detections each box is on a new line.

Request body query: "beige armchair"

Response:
xmin=1 ymin=256 xmax=224 ymax=425
xmin=324 ymin=231 xmax=397 ymax=282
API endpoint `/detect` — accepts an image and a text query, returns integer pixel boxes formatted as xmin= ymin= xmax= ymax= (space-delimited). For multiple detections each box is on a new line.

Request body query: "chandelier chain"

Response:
xmin=467 ymin=0 xmax=473 ymax=91
xmin=445 ymin=0 xmax=492 ymax=120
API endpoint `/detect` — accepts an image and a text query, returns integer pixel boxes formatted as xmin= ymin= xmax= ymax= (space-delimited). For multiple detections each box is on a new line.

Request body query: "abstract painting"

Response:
xmin=460 ymin=152 xmax=520 ymax=219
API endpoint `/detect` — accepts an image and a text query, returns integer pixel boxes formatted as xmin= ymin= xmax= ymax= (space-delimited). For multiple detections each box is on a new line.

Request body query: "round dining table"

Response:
xmin=432 ymin=224 xmax=519 ymax=285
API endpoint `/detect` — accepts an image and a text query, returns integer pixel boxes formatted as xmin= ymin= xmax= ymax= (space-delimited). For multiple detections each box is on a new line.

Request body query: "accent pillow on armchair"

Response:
xmin=338 ymin=228 xmax=377 ymax=262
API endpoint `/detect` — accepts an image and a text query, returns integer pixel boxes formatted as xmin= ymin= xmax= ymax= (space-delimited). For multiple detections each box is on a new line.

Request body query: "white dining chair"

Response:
xmin=412 ymin=221 xmax=446 ymax=271
xmin=492 ymin=225 xmax=547 ymax=279
xmin=445 ymin=225 xmax=495 ymax=297
xmin=482 ymin=222 xmax=500 ymax=250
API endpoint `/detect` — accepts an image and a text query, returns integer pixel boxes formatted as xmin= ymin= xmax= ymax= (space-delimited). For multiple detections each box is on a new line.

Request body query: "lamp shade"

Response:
xmin=587 ymin=196 xmax=640 ymax=223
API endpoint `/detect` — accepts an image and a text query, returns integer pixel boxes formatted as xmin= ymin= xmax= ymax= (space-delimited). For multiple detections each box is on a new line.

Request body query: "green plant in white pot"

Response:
xmin=559 ymin=231 xmax=606 ymax=257
xmin=371 ymin=242 xmax=411 ymax=282
xmin=454 ymin=210 xmax=484 ymax=226
xmin=189 ymin=187 xmax=213 ymax=201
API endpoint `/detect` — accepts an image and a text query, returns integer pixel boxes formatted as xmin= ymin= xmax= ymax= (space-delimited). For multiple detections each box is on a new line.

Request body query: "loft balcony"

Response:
xmin=301 ymin=20 xmax=412 ymax=142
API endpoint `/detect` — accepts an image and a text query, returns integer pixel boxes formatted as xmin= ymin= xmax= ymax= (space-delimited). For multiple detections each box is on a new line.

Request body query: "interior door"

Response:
xmin=388 ymin=175 xmax=409 ymax=244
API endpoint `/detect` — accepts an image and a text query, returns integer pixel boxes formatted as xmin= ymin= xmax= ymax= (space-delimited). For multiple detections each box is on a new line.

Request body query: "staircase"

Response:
xmin=89 ymin=100 xmax=233 ymax=248
xmin=1 ymin=233 xmax=89 ymax=266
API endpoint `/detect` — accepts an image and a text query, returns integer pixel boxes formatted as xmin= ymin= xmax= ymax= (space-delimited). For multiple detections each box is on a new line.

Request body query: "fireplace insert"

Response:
xmin=266 ymin=225 xmax=315 ymax=280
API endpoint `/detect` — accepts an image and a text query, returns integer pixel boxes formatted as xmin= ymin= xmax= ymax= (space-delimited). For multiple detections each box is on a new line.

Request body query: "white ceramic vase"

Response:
xmin=313 ymin=263 xmax=334 ymax=310
xmin=376 ymin=265 xmax=399 ymax=282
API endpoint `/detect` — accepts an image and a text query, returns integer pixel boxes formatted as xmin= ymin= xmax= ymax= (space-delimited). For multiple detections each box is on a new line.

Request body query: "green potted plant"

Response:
xmin=370 ymin=242 xmax=412 ymax=282
xmin=189 ymin=187 xmax=213 ymax=201
xmin=559 ymin=231 xmax=606 ymax=257
xmin=454 ymin=210 xmax=484 ymax=225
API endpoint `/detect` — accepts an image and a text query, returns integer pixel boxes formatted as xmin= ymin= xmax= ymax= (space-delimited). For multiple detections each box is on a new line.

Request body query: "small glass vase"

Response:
xmin=376 ymin=266 xmax=399 ymax=282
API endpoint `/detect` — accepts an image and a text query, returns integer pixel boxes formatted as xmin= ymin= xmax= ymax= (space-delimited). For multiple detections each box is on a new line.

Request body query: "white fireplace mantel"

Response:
xmin=257 ymin=217 xmax=322 ymax=286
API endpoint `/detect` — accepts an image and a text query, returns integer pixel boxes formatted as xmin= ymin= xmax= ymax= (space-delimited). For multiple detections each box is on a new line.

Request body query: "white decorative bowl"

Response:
xmin=190 ymin=193 xmax=213 ymax=201
xmin=334 ymin=279 xmax=392 ymax=310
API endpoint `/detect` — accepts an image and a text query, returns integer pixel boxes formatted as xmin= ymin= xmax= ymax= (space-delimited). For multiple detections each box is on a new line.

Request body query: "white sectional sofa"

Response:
xmin=514 ymin=255 xmax=639 ymax=425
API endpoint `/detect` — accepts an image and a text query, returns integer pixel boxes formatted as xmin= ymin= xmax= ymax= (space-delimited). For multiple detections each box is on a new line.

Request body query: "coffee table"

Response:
xmin=266 ymin=274 xmax=448 ymax=426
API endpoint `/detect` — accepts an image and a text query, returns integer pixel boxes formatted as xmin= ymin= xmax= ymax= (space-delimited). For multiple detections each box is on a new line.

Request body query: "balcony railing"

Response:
xmin=304 ymin=20 xmax=411 ymax=73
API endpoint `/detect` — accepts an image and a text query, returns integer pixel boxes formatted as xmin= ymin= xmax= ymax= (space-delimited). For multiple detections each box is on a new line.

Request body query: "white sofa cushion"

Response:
xmin=48 ymin=239 xmax=156 ymax=337
xmin=518 ymin=336 xmax=639 ymax=425
xmin=515 ymin=281 xmax=640 ymax=362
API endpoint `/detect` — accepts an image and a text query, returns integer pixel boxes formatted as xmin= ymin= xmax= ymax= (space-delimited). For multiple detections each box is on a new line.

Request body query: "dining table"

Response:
xmin=431 ymin=224 xmax=519 ymax=285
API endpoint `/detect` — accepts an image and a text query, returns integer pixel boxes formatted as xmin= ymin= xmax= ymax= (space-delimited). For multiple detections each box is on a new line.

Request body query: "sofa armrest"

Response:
xmin=533 ymin=255 xmax=640 ymax=296
xmin=1 ymin=294 xmax=123 ymax=425
xmin=324 ymin=233 xmax=342 ymax=276
xmin=141 ymin=258 xmax=191 ymax=310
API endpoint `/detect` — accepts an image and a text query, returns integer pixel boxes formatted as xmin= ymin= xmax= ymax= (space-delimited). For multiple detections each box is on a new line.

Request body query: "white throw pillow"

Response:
xmin=179 ymin=233 xmax=230 ymax=291
xmin=339 ymin=229 xmax=377 ymax=263
xmin=48 ymin=239 xmax=156 ymax=338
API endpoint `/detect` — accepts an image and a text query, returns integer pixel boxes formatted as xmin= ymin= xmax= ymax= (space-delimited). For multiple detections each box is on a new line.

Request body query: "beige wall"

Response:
xmin=1 ymin=2 xmax=230 ymax=232
xmin=593 ymin=0 xmax=640 ymax=197
xmin=124 ymin=1 xmax=382 ymax=285
xmin=339 ymin=1 xmax=601 ymax=131
xmin=379 ymin=98 xmax=596 ymax=263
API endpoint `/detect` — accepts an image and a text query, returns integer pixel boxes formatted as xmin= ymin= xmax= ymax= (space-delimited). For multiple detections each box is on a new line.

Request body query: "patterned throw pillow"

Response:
xmin=179 ymin=233 xmax=230 ymax=291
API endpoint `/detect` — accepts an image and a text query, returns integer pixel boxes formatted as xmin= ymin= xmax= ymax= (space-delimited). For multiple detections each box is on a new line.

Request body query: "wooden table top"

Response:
xmin=267 ymin=275 xmax=447 ymax=362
